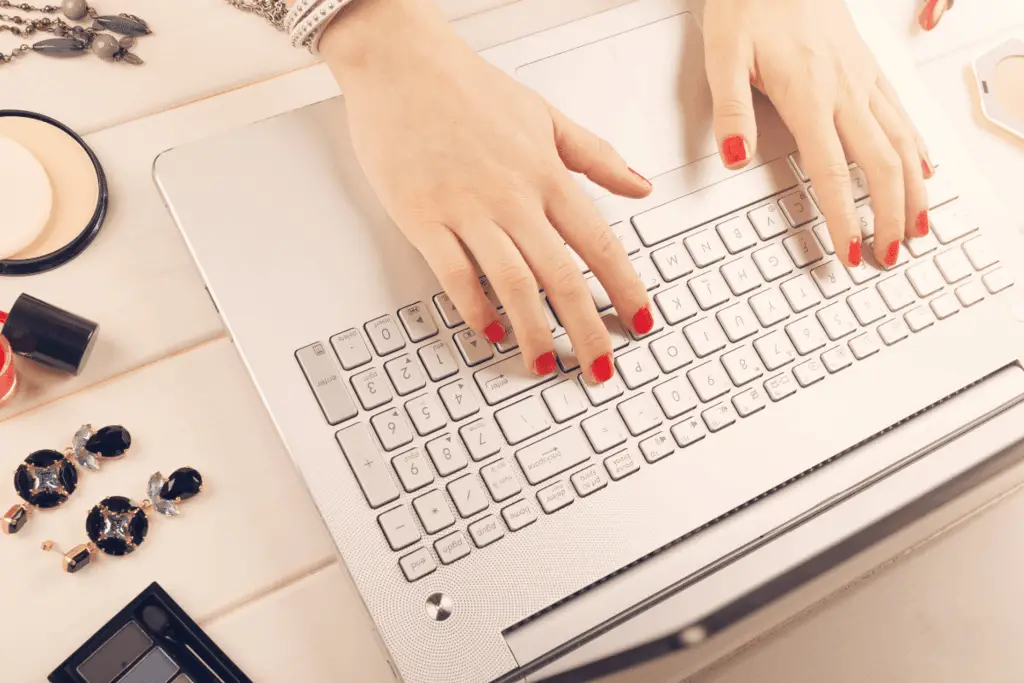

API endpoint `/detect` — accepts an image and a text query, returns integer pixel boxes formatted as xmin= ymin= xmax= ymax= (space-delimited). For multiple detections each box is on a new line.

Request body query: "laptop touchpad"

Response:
xmin=516 ymin=12 xmax=714 ymax=192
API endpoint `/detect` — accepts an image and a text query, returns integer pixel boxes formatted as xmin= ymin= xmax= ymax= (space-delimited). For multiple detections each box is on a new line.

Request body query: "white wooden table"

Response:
xmin=1 ymin=2 xmax=1022 ymax=681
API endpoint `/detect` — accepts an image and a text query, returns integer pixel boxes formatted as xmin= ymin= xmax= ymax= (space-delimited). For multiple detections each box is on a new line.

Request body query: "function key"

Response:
xmin=399 ymin=302 xmax=439 ymax=342
xmin=432 ymin=292 xmax=464 ymax=328
xmin=399 ymin=547 xmax=436 ymax=582
xmin=296 ymin=343 xmax=358 ymax=425
xmin=330 ymin=328 xmax=372 ymax=370
xmin=468 ymin=515 xmax=505 ymax=548
xmin=365 ymin=314 xmax=406 ymax=356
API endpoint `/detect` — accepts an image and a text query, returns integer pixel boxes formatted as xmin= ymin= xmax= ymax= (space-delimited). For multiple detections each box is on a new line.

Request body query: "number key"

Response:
xmin=406 ymin=394 xmax=447 ymax=436
xmin=459 ymin=419 xmax=502 ymax=461
xmin=391 ymin=447 xmax=434 ymax=492
xmin=438 ymin=380 xmax=480 ymax=421
xmin=687 ymin=361 xmax=730 ymax=402
xmin=426 ymin=433 xmax=469 ymax=476
xmin=351 ymin=368 xmax=393 ymax=409
xmin=384 ymin=356 xmax=426 ymax=396
xmin=419 ymin=340 xmax=460 ymax=381
xmin=371 ymin=408 xmax=414 ymax=451
xmin=653 ymin=375 xmax=698 ymax=419
xmin=365 ymin=314 xmax=406 ymax=355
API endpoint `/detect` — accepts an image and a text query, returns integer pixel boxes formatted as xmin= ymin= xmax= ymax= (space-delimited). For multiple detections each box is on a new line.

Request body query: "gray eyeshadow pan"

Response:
xmin=76 ymin=621 xmax=152 ymax=683
xmin=118 ymin=646 xmax=179 ymax=683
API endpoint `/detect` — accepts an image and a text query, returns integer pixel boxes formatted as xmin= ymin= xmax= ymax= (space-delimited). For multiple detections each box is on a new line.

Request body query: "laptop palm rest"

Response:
xmin=500 ymin=364 xmax=1024 ymax=683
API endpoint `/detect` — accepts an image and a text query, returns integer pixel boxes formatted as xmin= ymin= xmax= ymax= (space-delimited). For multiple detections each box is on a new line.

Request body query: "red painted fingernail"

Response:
xmin=534 ymin=351 xmax=557 ymax=376
xmin=722 ymin=136 xmax=748 ymax=167
xmin=484 ymin=321 xmax=505 ymax=344
xmin=591 ymin=354 xmax=614 ymax=383
xmin=921 ymin=157 xmax=934 ymax=179
xmin=919 ymin=0 xmax=943 ymax=30
xmin=632 ymin=306 xmax=654 ymax=335
xmin=916 ymin=210 xmax=929 ymax=237
xmin=848 ymin=237 xmax=862 ymax=267
xmin=885 ymin=240 xmax=900 ymax=266
xmin=628 ymin=167 xmax=652 ymax=188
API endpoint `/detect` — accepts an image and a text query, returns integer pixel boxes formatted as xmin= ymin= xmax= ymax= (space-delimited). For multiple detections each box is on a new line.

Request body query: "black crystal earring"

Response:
xmin=42 ymin=466 xmax=203 ymax=573
xmin=2 ymin=424 xmax=132 ymax=536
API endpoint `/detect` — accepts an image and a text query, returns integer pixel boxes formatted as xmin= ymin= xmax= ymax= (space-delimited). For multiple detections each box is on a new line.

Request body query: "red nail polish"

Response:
xmin=628 ymin=167 xmax=652 ymax=188
xmin=722 ymin=136 xmax=748 ymax=167
xmin=484 ymin=321 xmax=505 ymax=344
xmin=885 ymin=240 xmax=900 ymax=267
xmin=534 ymin=351 xmax=557 ymax=376
xmin=916 ymin=210 xmax=929 ymax=237
xmin=632 ymin=306 xmax=654 ymax=335
xmin=919 ymin=0 xmax=942 ymax=30
xmin=591 ymin=354 xmax=614 ymax=383
xmin=848 ymin=237 xmax=862 ymax=267
xmin=921 ymin=157 xmax=934 ymax=179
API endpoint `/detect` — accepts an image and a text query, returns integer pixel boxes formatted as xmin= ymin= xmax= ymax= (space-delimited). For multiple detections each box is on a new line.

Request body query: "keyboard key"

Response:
xmin=983 ymin=268 xmax=1014 ymax=294
xmin=537 ymin=481 xmax=575 ymax=514
xmin=552 ymin=333 xmax=580 ymax=372
xmin=905 ymin=306 xmax=936 ymax=332
xmin=571 ymin=465 xmax=608 ymax=495
xmin=406 ymin=394 xmax=447 ymax=436
xmin=447 ymin=474 xmax=489 ymax=518
xmin=821 ymin=345 xmax=854 ymax=372
xmin=877 ymin=275 xmax=916 ymax=312
xmin=639 ymin=432 xmax=675 ymax=463
xmin=479 ymin=277 xmax=502 ymax=309
xmin=849 ymin=166 xmax=870 ymax=201
xmin=468 ymin=515 xmax=505 ymax=548
xmin=580 ymin=373 xmax=625 ymax=406
xmin=906 ymin=231 xmax=938 ymax=258
xmin=753 ymin=243 xmax=794 ymax=282
xmin=336 ymin=424 xmax=400 ymax=508
xmin=906 ymin=261 xmax=944 ymax=297
xmin=817 ymin=301 xmax=858 ymax=340
xmin=781 ymin=273 xmax=822 ymax=312
xmin=963 ymin=237 xmax=997 ymax=271
xmin=365 ymin=314 xmax=406 ymax=355
xmin=542 ymin=381 xmax=589 ymax=423
xmin=789 ymin=151 xmax=810 ymax=181
xmin=454 ymin=328 xmax=494 ymax=366
xmin=732 ymin=386 xmax=767 ymax=417
xmin=930 ymin=293 xmax=959 ymax=319
xmin=687 ymin=361 xmax=731 ymax=402
xmin=718 ymin=302 xmax=760 ymax=343
xmin=935 ymin=249 xmax=973 ymax=284
xmin=786 ymin=317 xmax=827 ymax=355
xmin=653 ymin=376 xmax=699 ymax=419
xmin=688 ymin=271 xmax=732 ymax=310
xmin=652 ymin=242 xmax=695 ymax=282
xmin=399 ymin=302 xmax=438 ymax=342
xmin=540 ymin=296 xmax=559 ymax=331
xmin=811 ymin=260 xmax=852 ymax=299
xmin=385 ymin=356 xmax=426 ymax=397
xmin=330 ymin=329 xmax=372 ymax=370
xmin=480 ymin=459 xmax=522 ymax=502
xmin=848 ymin=288 xmax=887 ymax=325
xmin=475 ymin=353 xmax=554 ymax=405
xmin=754 ymin=330 xmax=798 ymax=370
xmin=721 ymin=345 xmax=764 ymax=386
xmin=419 ymin=340 xmax=460 ymax=381
xmin=433 ymin=292 xmax=464 ymax=328
xmin=749 ymin=288 xmax=791 ymax=327
xmin=516 ymin=428 xmax=592 ymax=485
xmin=413 ymin=490 xmax=456 ymax=534
xmin=671 ymin=416 xmax=707 ymax=447
xmin=399 ymin=548 xmax=436 ymax=582
xmin=582 ymin=411 xmax=629 ymax=453
xmin=612 ymin=222 xmax=643 ymax=254
xmin=460 ymin=419 xmax=502 ymax=461
xmin=930 ymin=203 xmax=977 ymax=244
xmin=379 ymin=506 xmax=421 ymax=551
xmin=587 ymin=275 xmax=613 ymax=311
xmin=813 ymin=223 xmax=835 ymax=255
xmin=655 ymin=285 xmax=700 ymax=325
xmin=764 ymin=373 xmax=798 ymax=401
xmin=717 ymin=216 xmax=758 ymax=254
xmin=748 ymin=203 xmax=788 ymax=240
xmin=684 ymin=318 xmax=728 ymax=358
xmin=784 ymin=230 xmax=824 ymax=267
xmin=496 ymin=396 xmax=551 ymax=445
xmin=649 ymin=331 xmax=694 ymax=373
xmin=878 ymin=318 xmax=910 ymax=345
xmin=780 ymin=189 xmax=819 ymax=227
xmin=684 ymin=230 xmax=728 ymax=268
xmin=502 ymin=499 xmax=538 ymax=531
xmin=439 ymin=380 xmax=480 ymax=421
xmin=793 ymin=358 xmax=826 ymax=387
xmin=849 ymin=333 xmax=881 ymax=359
xmin=618 ymin=393 xmax=663 ymax=436
xmin=351 ymin=368 xmax=393 ymax=410
xmin=846 ymin=256 xmax=882 ymax=285
xmin=615 ymin=347 xmax=660 ymax=389
xmin=371 ymin=408 xmax=414 ymax=451
xmin=426 ymin=433 xmax=469 ymax=477
xmin=604 ymin=449 xmax=641 ymax=481
xmin=435 ymin=531 xmax=471 ymax=565
xmin=632 ymin=255 xmax=662 ymax=291
xmin=955 ymin=281 xmax=985 ymax=307
xmin=721 ymin=256 xmax=763 ymax=296
xmin=296 ymin=343 xmax=358 ymax=425
xmin=702 ymin=402 xmax=737 ymax=432
xmin=392 ymin=447 xmax=434 ymax=492
xmin=494 ymin=313 xmax=519 ymax=353
xmin=605 ymin=314 xmax=635 ymax=347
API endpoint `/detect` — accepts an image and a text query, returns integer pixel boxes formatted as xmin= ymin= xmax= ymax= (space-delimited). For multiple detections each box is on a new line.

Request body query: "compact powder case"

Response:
xmin=975 ymin=39 xmax=1024 ymax=142
xmin=0 ymin=110 xmax=108 ymax=275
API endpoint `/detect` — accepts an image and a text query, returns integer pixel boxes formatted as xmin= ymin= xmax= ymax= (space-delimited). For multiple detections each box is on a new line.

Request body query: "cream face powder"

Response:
xmin=975 ymin=39 xmax=1024 ymax=142
xmin=0 ymin=135 xmax=52 ymax=259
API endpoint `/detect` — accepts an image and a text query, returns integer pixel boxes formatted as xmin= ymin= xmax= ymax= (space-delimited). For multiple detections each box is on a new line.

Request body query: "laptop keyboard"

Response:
xmin=295 ymin=153 xmax=1014 ymax=583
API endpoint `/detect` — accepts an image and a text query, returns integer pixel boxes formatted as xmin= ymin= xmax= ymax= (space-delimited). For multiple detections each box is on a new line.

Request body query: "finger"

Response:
xmin=704 ymin=31 xmax=758 ymax=169
xmin=919 ymin=0 xmax=953 ymax=31
xmin=409 ymin=222 xmax=503 ymax=339
xmin=869 ymin=86 xmax=930 ymax=240
xmin=876 ymin=74 xmax=935 ymax=180
xmin=453 ymin=220 xmax=556 ymax=376
xmin=549 ymin=105 xmax=653 ymax=199
xmin=836 ymin=102 xmax=906 ymax=267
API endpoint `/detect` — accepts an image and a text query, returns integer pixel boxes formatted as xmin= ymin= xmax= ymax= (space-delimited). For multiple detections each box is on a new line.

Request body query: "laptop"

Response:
xmin=153 ymin=1 xmax=1024 ymax=681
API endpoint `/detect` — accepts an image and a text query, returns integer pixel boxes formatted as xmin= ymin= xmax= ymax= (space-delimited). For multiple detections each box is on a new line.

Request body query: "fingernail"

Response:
xmin=919 ymin=0 xmax=944 ymax=30
xmin=590 ymin=353 xmax=614 ymax=383
xmin=885 ymin=240 xmax=900 ymax=267
xmin=628 ymin=167 xmax=652 ymax=188
xmin=632 ymin=306 xmax=654 ymax=336
xmin=722 ymin=136 xmax=749 ymax=167
xmin=848 ymin=237 xmax=862 ymax=267
xmin=484 ymin=321 xmax=505 ymax=344
xmin=534 ymin=351 xmax=557 ymax=376
xmin=921 ymin=156 xmax=935 ymax=179
xmin=916 ymin=210 xmax=929 ymax=237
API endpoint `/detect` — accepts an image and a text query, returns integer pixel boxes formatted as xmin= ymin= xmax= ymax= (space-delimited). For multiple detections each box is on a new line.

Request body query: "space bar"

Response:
xmin=631 ymin=158 xmax=797 ymax=246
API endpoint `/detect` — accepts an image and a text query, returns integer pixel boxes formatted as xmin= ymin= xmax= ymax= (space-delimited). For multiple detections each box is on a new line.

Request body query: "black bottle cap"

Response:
xmin=2 ymin=294 xmax=98 ymax=376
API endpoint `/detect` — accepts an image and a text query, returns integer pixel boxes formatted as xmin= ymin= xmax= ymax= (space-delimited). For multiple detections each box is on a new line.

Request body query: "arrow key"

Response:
xmin=399 ymin=302 xmax=439 ymax=342
xmin=455 ymin=328 xmax=495 ymax=366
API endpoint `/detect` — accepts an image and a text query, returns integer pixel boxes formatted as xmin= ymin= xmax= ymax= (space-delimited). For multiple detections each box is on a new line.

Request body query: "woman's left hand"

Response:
xmin=703 ymin=0 xmax=933 ymax=269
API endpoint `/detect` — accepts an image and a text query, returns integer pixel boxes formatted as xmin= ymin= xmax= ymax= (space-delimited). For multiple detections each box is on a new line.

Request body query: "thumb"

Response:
xmin=705 ymin=37 xmax=758 ymax=170
xmin=549 ymin=105 xmax=652 ymax=198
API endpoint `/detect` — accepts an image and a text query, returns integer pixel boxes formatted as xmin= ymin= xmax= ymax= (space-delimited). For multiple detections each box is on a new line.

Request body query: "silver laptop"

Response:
xmin=153 ymin=1 xmax=1024 ymax=681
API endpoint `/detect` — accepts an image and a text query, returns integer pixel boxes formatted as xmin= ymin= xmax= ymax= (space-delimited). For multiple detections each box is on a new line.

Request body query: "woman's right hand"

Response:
xmin=319 ymin=0 xmax=654 ymax=383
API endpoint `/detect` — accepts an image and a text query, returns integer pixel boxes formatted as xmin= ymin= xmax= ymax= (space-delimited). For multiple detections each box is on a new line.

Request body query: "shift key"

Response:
xmin=296 ymin=342 xmax=358 ymax=424
xmin=516 ymin=428 xmax=592 ymax=486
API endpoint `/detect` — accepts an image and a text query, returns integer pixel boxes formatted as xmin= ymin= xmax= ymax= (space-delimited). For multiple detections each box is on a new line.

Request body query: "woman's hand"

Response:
xmin=704 ymin=0 xmax=933 ymax=269
xmin=321 ymin=0 xmax=653 ymax=382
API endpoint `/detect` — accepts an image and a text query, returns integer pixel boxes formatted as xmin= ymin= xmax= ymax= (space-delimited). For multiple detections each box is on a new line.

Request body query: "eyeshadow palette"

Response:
xmin=49 ymin=582 xmax=251 ymax=683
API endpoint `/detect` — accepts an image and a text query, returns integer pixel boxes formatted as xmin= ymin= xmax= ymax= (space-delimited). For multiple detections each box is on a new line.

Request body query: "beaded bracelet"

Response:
xmin=289 ymin=0 xmax=357 ymax=54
